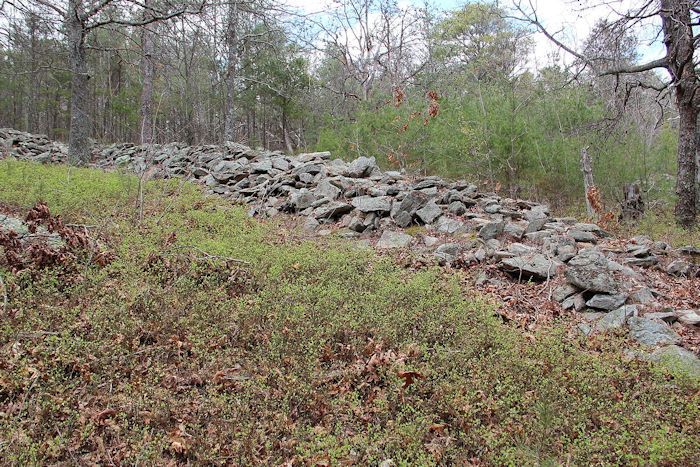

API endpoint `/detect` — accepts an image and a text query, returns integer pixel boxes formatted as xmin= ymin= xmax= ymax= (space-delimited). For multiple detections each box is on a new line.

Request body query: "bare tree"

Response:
xmin=513 ymin=0 xmax=699 ymax=227
xmin=140 ymin=0 xmax=156 ymax=144
xmin=12 ymin=0 xmax=203 ymax=163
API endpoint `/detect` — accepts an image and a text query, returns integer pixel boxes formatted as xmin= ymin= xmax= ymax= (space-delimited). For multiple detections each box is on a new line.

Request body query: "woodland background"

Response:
xmin=0 ymin=0 xmax=694 ymax=214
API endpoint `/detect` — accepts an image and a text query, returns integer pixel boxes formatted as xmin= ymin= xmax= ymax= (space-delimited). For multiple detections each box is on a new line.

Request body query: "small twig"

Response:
xmin=65 ymin=224 xmax=99 ymax=229
xmin=0 ymin=272 xmax=6 ymax=314
xmin=16 ymin=373 xmax=39 ymax=419
xmin=162 ymin=245 xmax=251 ymax=264
xmin=155 ymin=177 xmax=187 ymax=225
xmin=55 ymin=423 xmax=81 ymax=466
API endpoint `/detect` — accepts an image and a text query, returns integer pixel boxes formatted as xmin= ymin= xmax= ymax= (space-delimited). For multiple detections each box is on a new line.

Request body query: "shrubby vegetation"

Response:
xmin=0 ymin=161 xmax=698 ymax=464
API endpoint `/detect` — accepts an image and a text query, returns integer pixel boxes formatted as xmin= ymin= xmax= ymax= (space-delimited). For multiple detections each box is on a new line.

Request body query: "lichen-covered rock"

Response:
xmin=628 ymin=317 xmax=681 ymax=346
xmin=376 ymin=231 xmax=413 ymax=249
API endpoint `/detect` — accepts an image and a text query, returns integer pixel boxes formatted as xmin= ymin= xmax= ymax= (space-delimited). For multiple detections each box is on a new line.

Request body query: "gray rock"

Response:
xmin=290 ymin=189 xmax=315 ymax=210
xmin=303 ymin=217 xmax=320 ymax=231
xmin=504 ymin=222 xmax=525 ymax=239
xmin=271 ymin=157 xmax=290 ymax=171
xmin=500 ymin=254 xmax=560 ymax=280
xmin=294 ymin=163 xmax=324 ymax=176
xmin=393 ymin=211 xmax=413 ymax=228
xmin=435 ymin=217 xmax=464 ymax=235
xmin=346 ymin=156 xmax=377 ymax=178
xmin=595 ymin=305 xmax=637 ymax=331
xmin=447 ymin=201 xmax=467 ymax=216
xmin=376 ymin=231 xmax=413 ymax=249
xmin=625 ymin=256 xmax=659 ymax=268
xmin=397 ymin=192 xmax=428 ymax=216
xmin=313 ymin=201 xmax=353 ymax=219
xmin=484 ymin=204 xmax=501 ymax=214
xmin=644 ymin=312 xmax=677 ymax=323
xmin=413 ymin=177 xmax=445 ymax=190
xmin=524 ymin=230 xmax=556 ymax=243
xmin=628 ymin=317 xmax=681 ymax=346
xmin=315 ymin=180 xmax=341 ymax=200
xmin=435 ymin=243 xmax=461 ymax=263
xmin=478 ymin=221 xmax=504 ymax=240
xmin=543 ymin=235 xmax=576 ymax=257
xmin=568 ymin=230 xmax=597 ymax=243
xmin=648 ymin=345 xmax=700 ymax=378
xmin=250 ymin=158 xmax=273 ymax=173
xmin=524 ymin=205 xmax=549 ymax=221
xmin=416 ymin=201 xmax=443 ymax=224
xmin=526 ymin=218 xmax=548 ymax=233
xmin=507 ymin=243 xmax=537 ymax=255
xmin=351 ymin=196 xmax=392 ymax=214
xmin=676 ymin=310 xmax=700 ymax=326
xmin=573 ymin=223 xmax=602 ymax=234
xmin=566 ymin=251 xmax=619 ymax=294
xmin=586 ymin=293 xmax=628 ymax=311
xmin=552 ymin=283 xmax=579 ymax=302
xmin=423 ymin=235 xmax=440 ymax=247
xmin=348 ymin=217 xmax=365 ymax=232
xmin=630 ymin=287 xmax=657 ymax=305
xmin=666 ymin=260 xmax=691 ymax=276
xmin=298 ymin=172 xmax=314 ymax=185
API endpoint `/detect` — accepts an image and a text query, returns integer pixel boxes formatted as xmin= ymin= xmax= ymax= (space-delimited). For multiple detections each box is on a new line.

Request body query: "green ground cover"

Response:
xmin=0 ymin=161 xmax=698 ymax=465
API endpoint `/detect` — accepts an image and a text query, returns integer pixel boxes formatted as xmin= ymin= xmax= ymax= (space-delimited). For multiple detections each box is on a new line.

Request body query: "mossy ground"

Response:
xmin=0 ymin=161 xmax=698 ymax=465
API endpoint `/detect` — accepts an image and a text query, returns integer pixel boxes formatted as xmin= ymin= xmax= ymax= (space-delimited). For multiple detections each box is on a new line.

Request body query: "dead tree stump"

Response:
xmin=620 ymin=183 xmax=644 ymax=222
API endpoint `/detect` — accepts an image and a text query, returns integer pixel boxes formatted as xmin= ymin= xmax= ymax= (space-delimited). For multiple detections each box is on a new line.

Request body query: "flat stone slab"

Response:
xmin=313 ymin=201 xmax=352 ymax=219
xmin=376 ymin=231 xmax=413 ymax=249
xmin=500 ymin=254 xmax=559 ymax=280
xmin=351 ymin=196 xmax=392 ymax=214
xmin=586 ymin=293 xmax=628 ymax=311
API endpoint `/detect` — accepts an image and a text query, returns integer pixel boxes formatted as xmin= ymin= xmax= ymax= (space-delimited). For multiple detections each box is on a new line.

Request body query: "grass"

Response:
xmin=0 ymin=160 xmax=698 ymax=465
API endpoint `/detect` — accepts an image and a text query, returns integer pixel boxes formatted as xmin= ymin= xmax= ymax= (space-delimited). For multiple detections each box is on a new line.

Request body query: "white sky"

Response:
xmin=282 ymin=0 xmax=666 ymax=73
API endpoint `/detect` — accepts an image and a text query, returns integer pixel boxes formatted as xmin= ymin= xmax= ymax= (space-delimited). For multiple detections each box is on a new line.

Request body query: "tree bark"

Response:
xmin=580 ymin=146 xmax=595 ymax=215
xmin=661 ymin=0 xmax=697 ymax=227
xmin=68 ymin=0 xmax=90 ymax=164
xmin=140 ymin=0 xmax=155 ymax=144
xmin=224 ymin=2 xmax=239 ymax=143
xmin=675 ymin=103 xmax=698 ymax=227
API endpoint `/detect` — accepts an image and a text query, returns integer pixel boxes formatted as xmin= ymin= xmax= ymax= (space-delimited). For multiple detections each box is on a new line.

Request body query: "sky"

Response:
xmin=283 ymin=0 xmax=666 ymax=73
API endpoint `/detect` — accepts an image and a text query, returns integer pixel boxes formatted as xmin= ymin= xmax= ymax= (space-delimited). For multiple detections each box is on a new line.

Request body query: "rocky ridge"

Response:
xmin=2 ymin=128 xmax=699 ymax=377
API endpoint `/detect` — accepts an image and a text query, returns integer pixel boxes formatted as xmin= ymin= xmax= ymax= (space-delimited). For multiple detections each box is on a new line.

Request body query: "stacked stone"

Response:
xmin=2 ymin=129 xmax=698 ymax=376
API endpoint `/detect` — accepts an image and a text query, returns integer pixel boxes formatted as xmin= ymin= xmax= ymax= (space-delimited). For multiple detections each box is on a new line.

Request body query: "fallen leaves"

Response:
xmin=397 ymin=370 xmax=425 ymax=388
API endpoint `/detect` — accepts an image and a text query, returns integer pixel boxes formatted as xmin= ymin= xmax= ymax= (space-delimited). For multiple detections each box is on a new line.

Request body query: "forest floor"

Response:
xmin=0 ymin=161 xmax=698 ymax=465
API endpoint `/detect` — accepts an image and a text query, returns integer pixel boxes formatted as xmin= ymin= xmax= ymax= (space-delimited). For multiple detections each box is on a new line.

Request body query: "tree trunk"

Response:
xmin=675 ymin=103 xmax=698 ymax=227
xmin=224 ymin=2 xmax=238 ymax=143
xmin=621 ymin=183 xmax=644 ymax=223
xmin=68 ymin=0 xmax=90 ymax=164
xmin=580 ymin=146 xmax=595 ymax=215
xmin=140 ymin=0 xmax=155 ymax=144
xmin=695 ymin=112 xmax=700 ymax=210
xmin=661 ymin=0 xmax=697 ymax=227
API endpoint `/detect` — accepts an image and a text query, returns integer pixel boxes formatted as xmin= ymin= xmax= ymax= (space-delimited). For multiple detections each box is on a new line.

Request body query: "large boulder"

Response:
xmin=648 ymin=345 xmax=700 ymax=378
xmin=628 ymin=317 xmax=682 ymax=346
xmin=565 ymin=249 xmax=619 ymax=294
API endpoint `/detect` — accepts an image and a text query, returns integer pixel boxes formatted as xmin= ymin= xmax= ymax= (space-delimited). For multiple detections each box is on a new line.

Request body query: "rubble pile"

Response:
xmin=2 ymin=128 xmax=698 ymax=376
